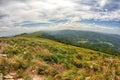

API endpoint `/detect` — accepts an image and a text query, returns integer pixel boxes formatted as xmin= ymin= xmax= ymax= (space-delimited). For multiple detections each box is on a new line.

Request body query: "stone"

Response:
xmin=4 ymin=79 xmax=14 ymax=80
xmin=17 ymin=78 xmax=23 ymax=80
xmin=0 ymin=73 xmax=3 ymax=80
xmin=85 ymin=77 xmax=91 ymax=80
xmin=4 ymin=75 xmax=13 ymax=79
xmin=9 ymin=72 xmax=17 ymax=76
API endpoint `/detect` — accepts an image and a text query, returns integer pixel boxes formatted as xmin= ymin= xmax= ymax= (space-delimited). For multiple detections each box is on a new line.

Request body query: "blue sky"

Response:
xmin=0 ymin=0 xmax=120 ymax=36
xmin=78 ymin=20 xmax=120 ymax=27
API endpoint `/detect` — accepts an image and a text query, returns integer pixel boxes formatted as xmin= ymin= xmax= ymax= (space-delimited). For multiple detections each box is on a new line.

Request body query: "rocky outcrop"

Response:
xmin=3 ymin=72 xmax=17 ymax=80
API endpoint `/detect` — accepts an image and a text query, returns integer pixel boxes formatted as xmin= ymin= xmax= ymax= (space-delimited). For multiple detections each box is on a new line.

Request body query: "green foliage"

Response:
xmin=38 ymin=65 xmax=49 ymax=75
xmin=6 ymin=46 xmax=20 ymax=57
xmin=76 ymin=54 xmax=83 ymax=60
xmin=116 ymin=71 xmax=120 ymax=76
xmin=15 ymin=59 xmax=29 ymax=70
xmin=61 ymin=69 xmax=77 ymax=80
xmin=17 ymin=69 xmax=24 ymax=77
xmin=0 ymin=35 xmax=120 ymax=80
xmin=0 ymin=59 xmax=9 ymax=75
xmin=24 ymin=75 xmax=32 ymax=80
xmin=39 ymin=55 xmax=59 ymax=63
xmin=23 ymin=52 xmax=33 ymax=61
xmin=0 ymin=65 xmax=7 ymax=75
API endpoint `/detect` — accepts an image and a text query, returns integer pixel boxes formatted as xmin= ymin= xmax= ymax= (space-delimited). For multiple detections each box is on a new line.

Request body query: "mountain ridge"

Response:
xmin=29 ymin=30 xmax=120 ymax=56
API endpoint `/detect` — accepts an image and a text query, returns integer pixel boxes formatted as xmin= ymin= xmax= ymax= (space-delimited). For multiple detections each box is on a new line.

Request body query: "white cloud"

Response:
xmin=0 ymin=0 xmax=120 ymax=36
xmin=99 ymin=0 xmax=107 ymax=7
xmin=51 ymin=22 xmax=120 ymax=34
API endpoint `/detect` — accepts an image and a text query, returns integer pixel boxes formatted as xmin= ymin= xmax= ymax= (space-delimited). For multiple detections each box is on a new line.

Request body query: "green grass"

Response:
xmin=0 ymin=36 xmax=120 ymax=80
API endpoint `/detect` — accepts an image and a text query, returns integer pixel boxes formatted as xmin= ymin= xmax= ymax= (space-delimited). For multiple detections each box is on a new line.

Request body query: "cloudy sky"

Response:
xmin=0 ymin=0 xmax=120 ymax=37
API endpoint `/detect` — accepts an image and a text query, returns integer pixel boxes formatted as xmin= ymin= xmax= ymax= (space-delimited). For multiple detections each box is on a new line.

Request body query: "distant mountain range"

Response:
xmin=36 ymin=30 xmax=120 ymax=56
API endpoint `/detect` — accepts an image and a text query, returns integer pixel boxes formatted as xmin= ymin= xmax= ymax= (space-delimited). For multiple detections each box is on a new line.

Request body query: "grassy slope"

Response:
xmin=0 ymin=35 xmax=120 ymax=80
xmin=39 ymin=30 xmax=120 ymax=56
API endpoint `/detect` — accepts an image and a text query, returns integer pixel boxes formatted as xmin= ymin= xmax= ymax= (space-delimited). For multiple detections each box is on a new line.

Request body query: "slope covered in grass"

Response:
xmin=39 ymin=30 xmax=120 ymax=56
xmin=0 ymin=36 xmax=120 ymax=80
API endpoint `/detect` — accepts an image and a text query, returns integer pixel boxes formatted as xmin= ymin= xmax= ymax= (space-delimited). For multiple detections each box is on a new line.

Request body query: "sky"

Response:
xmin=0 ymin=0 xmax=120 ymax=37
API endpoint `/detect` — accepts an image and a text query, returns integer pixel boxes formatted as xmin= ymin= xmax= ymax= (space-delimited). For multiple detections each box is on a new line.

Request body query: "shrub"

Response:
xmin=0 ymin=59 xmax=9 ymax=75
xmin=17 ymin=69 xmax=24 ymax=77
xmin=50 ymin=69 xmax=58 ymax=77
xmin=76 ymin=54 xmax=83 ymax=60
xmin=38 ymin=65 xmax=49 ymax=75
xmin=72 ymin=59 xmax=83 ymax=68
xmin=40 ymin=55 xmax=59 ymax=63
xmin=23 ymin=52 xmax=33 ymax=61
xmin=61 ymin=69 xmax=77 ymax=80
xmin=6 ymin=47 xmax=20 ymax=57
xmin=0 ymin=65 xmax=7 ymax=75
xmin=15 ymin=59 xmax=29 ymax=70
xmin=116 ymin=71 xmax=120 ymax=76
xmin=24 ymin=74 xmax=32 ymax=80
xmin=90 ymin=55 xmax=98 ymax=60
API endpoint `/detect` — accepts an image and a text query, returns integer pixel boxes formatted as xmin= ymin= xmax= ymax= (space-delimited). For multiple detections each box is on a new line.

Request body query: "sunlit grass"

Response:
xmin=0 ymin=36 xmax=120 ymax=79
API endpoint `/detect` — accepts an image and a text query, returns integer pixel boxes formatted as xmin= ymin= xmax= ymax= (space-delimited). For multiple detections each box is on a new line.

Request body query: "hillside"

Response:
xmin=38 ymin=30 xmax=120 ymax=56
xmin=0 ymin=35 xmax=120 ymax=80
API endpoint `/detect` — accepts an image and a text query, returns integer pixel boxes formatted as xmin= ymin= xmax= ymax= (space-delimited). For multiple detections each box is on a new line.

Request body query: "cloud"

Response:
xmin=99 ymin=0 xmax=107 ymax=7
xmin=49 ymin=22 xmax=120 ymax=34
xmin=0 ymin=0 xmax=120 ymax=37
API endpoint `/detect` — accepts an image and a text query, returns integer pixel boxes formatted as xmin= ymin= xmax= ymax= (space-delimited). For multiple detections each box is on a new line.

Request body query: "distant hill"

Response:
xmin=0 ymin=34 xmax=120 ymax=80
xmin=36 ymin=30 xmax=120 ymax=56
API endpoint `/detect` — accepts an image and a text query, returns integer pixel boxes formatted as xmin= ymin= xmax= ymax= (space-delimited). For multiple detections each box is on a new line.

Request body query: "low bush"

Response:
xmin=38 ymin=65 xmax=49 ymax=75
xmin=17 ymin=69 xmax=24 ymax=77
xmin=24 ymin=74 xmax=32 ymax=80
xmin=40 ymin=55 xmax=59 ymax=63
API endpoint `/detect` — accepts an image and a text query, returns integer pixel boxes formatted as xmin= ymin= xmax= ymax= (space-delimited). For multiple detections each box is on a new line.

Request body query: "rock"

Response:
xmin=105 ymin=58 xmax=114 ymax=63
xmin=17 ymin=78 xmax=23 ymax=80
xmin=32 ymin=75 xmax=45 ymax=80
xmin=0 ymin=73 xmax=3 ymax=80
xmin=85 ymin=77 xmax=91 ymax=80
xmin=4 ymin=79 xmax=14 ymax=80
xmin=4 ymin=75 xmax=13 ymax=79
xmin=90 ymin=65 xmax=93 ymax=69
xmin=9 ymin=72 xmax=17 ymax=76
xmin=0 ymin=54 xmax=7 ymax=57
